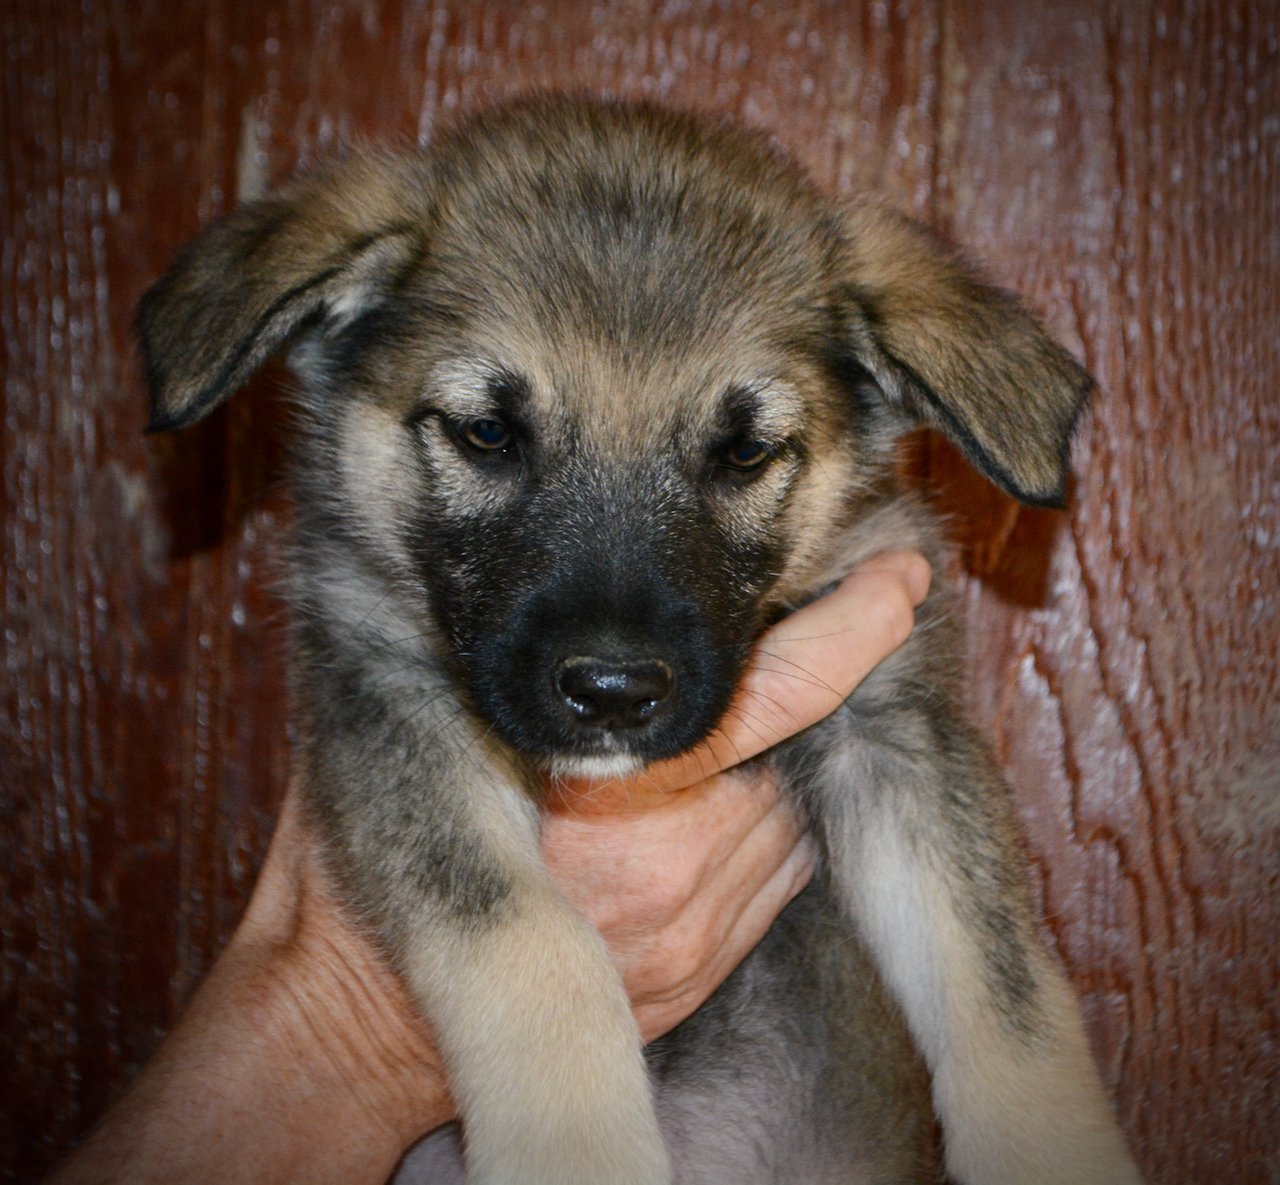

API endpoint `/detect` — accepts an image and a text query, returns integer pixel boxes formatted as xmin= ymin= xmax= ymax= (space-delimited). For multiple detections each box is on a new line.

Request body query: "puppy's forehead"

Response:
xmin=420 ymin=101 xmax=837 ymax=434
xmin=433 ymin=335 xmax=807 ymax=447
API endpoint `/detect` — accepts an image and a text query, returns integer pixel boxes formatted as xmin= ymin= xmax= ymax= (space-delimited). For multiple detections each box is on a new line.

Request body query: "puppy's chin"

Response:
xmin=545 ymin=752 xmax=645 ymax=781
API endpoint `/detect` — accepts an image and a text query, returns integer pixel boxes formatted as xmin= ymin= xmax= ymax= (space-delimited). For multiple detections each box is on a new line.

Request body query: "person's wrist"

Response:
xmin=228 ymin=798 xmax=456 ymax=1152
xmin=231 ymin=914 xmax=455 ymax=1146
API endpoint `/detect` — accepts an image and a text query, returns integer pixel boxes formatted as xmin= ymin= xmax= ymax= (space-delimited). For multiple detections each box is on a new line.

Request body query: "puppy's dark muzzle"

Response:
xmin=462 ymin=564 xmax=745 ymax=764
xmin=554 ymin=657 xmax=674 ymax=731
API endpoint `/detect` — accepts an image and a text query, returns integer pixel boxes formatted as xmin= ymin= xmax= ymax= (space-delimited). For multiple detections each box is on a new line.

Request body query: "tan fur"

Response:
xmin=823 ymin=762 xmax=1140 ymax=1185
xmin=841 ymin=200 xmax=1088 ymax=505
xmin=402 ymin=747 xmax=668 ymax=1185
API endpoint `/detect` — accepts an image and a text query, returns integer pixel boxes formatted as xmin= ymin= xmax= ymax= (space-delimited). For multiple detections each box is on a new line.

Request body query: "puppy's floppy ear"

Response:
xmin=840 ymin=201 xmax=1091 ymax=508
xmin=138 ymin=156 xmax=426 ymax=432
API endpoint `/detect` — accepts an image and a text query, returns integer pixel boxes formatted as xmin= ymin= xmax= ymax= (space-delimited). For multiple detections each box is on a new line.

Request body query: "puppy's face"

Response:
xmin=138 ymin=98 xmax=1090 ymax=776
xmin=321 ymin=150 xmax=875 ymax=774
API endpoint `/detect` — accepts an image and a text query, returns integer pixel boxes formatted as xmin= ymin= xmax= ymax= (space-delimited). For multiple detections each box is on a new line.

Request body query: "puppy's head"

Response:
xmin=140 ymin=98 xmax=1090 ymax=775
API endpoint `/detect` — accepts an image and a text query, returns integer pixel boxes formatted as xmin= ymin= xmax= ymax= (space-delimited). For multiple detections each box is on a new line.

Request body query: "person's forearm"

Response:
xmin=49 ymin=935 xmax=450 ymax=1185
xmin=49 ymin=828 xmax=454 ymax=1185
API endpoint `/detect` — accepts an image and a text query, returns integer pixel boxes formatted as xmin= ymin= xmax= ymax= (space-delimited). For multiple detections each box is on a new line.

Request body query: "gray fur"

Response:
xmin=139 ymin=96 xmax=1142 ymax=1184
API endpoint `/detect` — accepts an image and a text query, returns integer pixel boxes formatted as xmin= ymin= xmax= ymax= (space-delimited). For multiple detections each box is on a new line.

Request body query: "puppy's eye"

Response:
xmin=460 ymin=418 xmax=512 ymax=452
xmin=719 ymin=439 xmax=773 ymax=471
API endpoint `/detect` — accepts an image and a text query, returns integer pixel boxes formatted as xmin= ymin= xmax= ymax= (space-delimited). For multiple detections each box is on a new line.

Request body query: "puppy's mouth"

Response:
xmin=523 ymin=708 xmax=673 ymax=781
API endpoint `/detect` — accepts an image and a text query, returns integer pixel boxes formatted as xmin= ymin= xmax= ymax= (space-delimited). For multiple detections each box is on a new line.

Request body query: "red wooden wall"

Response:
xmin=3 ymin=2 xmax=1277 ymax=1181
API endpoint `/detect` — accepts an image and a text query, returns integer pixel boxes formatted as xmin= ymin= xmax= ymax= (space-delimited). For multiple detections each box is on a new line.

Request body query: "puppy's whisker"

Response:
xmin=762 ymin=624 xmax=895 ymax=643
xmin=357 ymin=630 xmax=437 ymax=656
xmin=751 ymin=653 xmax=842 ymax=695
xmin=735 ymin=686 xmax=795 ymax=722
xmin=707 ymin=719 xmax=753 ymax=769
xmin=718 ymin=704 xmax=775 ymax=751
xmin=335 ymin=587 xmax=394 ymax=646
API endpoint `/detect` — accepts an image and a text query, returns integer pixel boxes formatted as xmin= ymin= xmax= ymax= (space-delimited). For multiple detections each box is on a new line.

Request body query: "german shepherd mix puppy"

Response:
xmin=140 ymin=98 xmax=1142 ymax=1185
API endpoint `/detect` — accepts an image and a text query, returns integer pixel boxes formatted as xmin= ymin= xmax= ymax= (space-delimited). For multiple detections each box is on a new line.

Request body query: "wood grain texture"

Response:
xmin=2 ymin=2 xmax=1275 ymax=1181
xmin=934 ymin=6 xmax=1280 ymax=1182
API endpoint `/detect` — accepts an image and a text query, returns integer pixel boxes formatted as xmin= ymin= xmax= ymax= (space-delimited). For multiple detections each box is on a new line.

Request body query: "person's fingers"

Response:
xmin=640 ymin=550 xmax=930 ymax=793
xmin=615 ymin=788 xmax=811 ymax=991
xmin=630 ymin=829 xmax=818 ymax=1043
xmin=663 ymin=782 xmax=809 ymax=939
xmin=599 ymin=778 xmax=798 ymax=972
xmin=544 ymin=766 xmax=782 ymax=938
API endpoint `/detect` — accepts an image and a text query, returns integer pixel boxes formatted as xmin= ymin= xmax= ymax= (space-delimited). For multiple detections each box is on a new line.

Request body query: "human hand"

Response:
xmin=543 ymin=550 xmax=932 ymax=1039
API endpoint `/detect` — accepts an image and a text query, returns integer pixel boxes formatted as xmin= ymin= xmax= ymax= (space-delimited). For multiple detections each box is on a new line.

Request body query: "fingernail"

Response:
xmin=787 ymin=834 xmax=819 ymax=895
xmin=904 ymin=553 xmax=932 ymax=605
xmin=794 ymin=832 xmax=819 ymax=869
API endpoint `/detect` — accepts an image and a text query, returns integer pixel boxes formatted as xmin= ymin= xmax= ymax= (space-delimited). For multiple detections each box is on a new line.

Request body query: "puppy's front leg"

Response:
xmin=801 ymin=718 xmax=1142 ymax=1185
xmin=404 ymin=872 xmax=671 ymax=1185
xmin=306 ymin=718 xmax=669 ymax=1185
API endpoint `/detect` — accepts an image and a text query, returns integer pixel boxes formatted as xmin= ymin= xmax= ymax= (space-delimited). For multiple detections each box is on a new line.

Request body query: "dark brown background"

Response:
xmin=3 ymin=1 xmax=1277 ymax=1182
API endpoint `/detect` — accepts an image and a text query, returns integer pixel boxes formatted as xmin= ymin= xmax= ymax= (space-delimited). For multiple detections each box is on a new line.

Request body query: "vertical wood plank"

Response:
xmin=935 ymin=3 xmax=1279 ymax=1180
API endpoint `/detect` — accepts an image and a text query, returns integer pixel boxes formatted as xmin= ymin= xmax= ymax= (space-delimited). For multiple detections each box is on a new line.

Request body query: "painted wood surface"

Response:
xmin=3 ymin=2 xmax=1276 ymax=1181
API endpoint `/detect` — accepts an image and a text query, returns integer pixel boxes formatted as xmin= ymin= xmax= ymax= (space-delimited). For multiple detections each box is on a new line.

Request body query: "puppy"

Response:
xmin=140 ymin=96 xmax=1143 ymax=1185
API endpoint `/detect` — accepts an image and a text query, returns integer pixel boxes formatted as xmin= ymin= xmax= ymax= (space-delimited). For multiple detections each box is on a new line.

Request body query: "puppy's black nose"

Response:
xmin=554 ymin=657 xmax=674 ymax=730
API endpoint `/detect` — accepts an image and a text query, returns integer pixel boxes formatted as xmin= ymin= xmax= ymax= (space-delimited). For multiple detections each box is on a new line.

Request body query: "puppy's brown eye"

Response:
xmin=720 ymin=439 xmax=772 ymax=471
xmin=461 ymin=418 xmax=512 ymax=452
